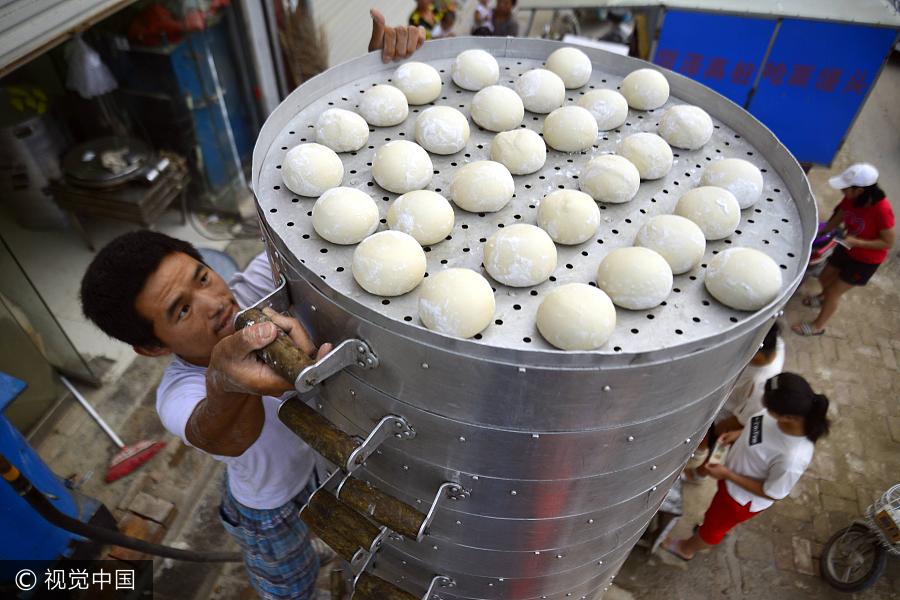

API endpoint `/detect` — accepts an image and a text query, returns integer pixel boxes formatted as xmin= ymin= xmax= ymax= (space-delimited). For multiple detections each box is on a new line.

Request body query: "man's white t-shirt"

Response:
xmin=719 ymin=338 xmax=785 ymax=426
xmin=156 ymin=253 xmax=316 ymax=510
xmin=725 ymin=410 xmax=814 ymax=512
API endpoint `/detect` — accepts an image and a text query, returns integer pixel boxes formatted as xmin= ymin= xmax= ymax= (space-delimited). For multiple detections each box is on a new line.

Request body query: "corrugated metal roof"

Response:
xmin=0 ymin=0 xmax=136 ymax=77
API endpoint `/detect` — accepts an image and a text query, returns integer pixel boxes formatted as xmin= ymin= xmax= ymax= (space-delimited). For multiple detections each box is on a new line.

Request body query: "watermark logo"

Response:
xmin=4 ymin=560 xmax=150 ymax=597
xmin=14 ymin=569 xmax=37 ymax=591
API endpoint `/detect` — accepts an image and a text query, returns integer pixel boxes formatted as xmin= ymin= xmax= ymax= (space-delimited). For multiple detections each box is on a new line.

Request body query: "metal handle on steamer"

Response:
xmin=234 ymin=307 xmax=379 ymax=393
xmin=279 ymin=397 xmax=415 ymax=474
xmin=304 ymin=474 xmax=460 ymax=599
xmin=336 ymin=477 xmax=471 ymax=544
xmin=236 ymin=306 xmax=438 ymax=539
xmin=330 ymin=473 xmax=468 ymax=544
xmin=336 ymin=474 xmax=435 ymax=541
xmin=300 ymin=490 xmax=433 ymax=600
xmin=235 ymin=307 xmax=399 ymax=471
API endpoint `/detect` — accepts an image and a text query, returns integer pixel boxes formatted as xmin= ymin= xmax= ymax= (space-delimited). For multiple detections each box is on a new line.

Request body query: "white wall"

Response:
xmin=310 ymin=0 xmax=417 ymax=68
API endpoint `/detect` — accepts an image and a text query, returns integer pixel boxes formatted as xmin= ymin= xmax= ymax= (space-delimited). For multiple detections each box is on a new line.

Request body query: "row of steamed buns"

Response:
xmin=274 ymin=47 xmax=784 ymax=349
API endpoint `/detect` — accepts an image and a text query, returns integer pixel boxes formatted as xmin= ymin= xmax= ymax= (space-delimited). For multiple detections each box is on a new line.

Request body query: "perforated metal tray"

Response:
xmin=253 ymin=37 xmax=815 ymax=356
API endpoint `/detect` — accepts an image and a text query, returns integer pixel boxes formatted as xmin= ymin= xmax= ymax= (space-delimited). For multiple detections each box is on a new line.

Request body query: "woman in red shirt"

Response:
xmin=794 ymin=164 xmax=895 ymax=336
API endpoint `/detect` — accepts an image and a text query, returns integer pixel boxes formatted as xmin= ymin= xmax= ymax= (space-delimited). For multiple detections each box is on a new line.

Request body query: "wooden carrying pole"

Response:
xmin=338 ymin=476 xmax=426 ymax=540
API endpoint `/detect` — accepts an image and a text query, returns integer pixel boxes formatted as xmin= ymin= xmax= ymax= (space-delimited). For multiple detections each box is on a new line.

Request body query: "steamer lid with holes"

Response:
xmin=250 ymin=38 xmax=816 ymax=600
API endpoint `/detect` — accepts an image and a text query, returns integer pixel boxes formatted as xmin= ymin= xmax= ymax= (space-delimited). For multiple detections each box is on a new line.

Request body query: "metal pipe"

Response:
xmin=198 ymin=29 xmax=248 ymax=194
xmin=60 ymin=375 xmax=124 ymax=449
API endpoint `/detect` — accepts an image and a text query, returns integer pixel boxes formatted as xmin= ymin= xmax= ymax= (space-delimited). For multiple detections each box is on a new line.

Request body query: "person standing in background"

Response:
xmin=410 ymin=1 xmax=456 ymax=39
xmin=432 ymin=10 xmax=457 ymax=38
xmin=491 ymin=0 xmax=519 ymax=37
xmin=472 ymin=0 xmax=494 ymax=35
xmin=719 ymin=323 xmax=786 ymax=431
xmin=793 ymin=163 xmax=895 ymax=336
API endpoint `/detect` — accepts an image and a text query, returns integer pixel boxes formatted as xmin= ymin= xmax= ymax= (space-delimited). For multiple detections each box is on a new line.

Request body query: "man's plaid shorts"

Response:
xmin=219 ymin=479 xmax=320 ymax=600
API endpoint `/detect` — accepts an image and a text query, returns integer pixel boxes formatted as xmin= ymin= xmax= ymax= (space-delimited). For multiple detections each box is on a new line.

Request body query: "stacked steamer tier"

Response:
xmin=252 ymin=38 xmax=816 ymax=599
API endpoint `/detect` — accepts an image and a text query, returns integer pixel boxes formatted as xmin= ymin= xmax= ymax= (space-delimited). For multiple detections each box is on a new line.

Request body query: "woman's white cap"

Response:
xmin=828 ymin=163 xmax=879 ymax=189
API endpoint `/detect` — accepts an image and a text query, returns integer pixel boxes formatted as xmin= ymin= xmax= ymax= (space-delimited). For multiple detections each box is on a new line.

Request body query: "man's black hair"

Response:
xmin=81 ymin=231 xmax=203 ymax=347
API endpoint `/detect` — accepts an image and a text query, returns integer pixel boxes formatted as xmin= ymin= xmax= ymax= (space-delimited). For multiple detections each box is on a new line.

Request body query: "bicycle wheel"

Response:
xmin=820 ymin=523 xmax=888 ymax=592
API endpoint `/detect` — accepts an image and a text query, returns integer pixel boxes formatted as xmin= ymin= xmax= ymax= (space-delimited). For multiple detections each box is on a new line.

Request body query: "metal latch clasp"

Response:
xmin=295 ymin=338 xmax=379 ymax=392
xmin=417 ymin=482 xmax=470 ymax=540
xmin=237 ymin=274 xmax=380 ymax=392
xmin=347 ymin=415 xmax=415 ymax=471
xmin=423 ymin=575 xmax=456 ymax=600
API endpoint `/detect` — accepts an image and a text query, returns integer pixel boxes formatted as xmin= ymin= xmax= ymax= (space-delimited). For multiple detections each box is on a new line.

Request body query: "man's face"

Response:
xmin=134 ymin=252 xmax=239 ymax=365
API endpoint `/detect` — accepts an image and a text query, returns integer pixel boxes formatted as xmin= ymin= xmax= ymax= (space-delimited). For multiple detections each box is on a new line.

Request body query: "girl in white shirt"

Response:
xmin=665 ymin=372 xmax=831 ymax=560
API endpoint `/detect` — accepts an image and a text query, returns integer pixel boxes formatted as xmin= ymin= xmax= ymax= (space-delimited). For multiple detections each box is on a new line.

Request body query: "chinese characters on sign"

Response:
xmin=655 ymin=49 xmax=868 ymax=94
xmin=652 ymin=10 xmax=896 ymax=164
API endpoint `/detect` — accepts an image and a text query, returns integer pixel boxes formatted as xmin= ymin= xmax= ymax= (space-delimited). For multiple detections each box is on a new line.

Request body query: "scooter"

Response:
xmin=820 ymin=484 xmax=900 ymax=592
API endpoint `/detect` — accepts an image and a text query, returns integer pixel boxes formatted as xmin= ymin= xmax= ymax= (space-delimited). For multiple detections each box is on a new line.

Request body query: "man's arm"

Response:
xmin=187 ymin=391 xmax=264 ymax=457
xmin=186 ymin=310 xmax=329 ymax=456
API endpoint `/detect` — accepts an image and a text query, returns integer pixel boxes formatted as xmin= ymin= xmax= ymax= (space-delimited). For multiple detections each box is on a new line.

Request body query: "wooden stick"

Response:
xmin=234 ymin=307 xmax=314 ymax=384
xmin=330 ymin=569 xmax=347 ymax=600
xmin=236 ymin=310 xmax=362 ymax=468
xmin=303 ymin=491 xmax=380 ymax=552
xmin=279 ymin=398 xmax=361 ymax=469
xmin=353 ymin=573 xmax=419 ymax=600
xmin=300 ymin=499 xmax=360 ymax=562
xmin=338 ymin=476 xmax=426 ymax=540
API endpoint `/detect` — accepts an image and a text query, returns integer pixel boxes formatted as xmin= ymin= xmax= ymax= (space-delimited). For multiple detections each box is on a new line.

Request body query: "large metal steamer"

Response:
xmin=249 ymin=38 xmax=817 ymax=600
